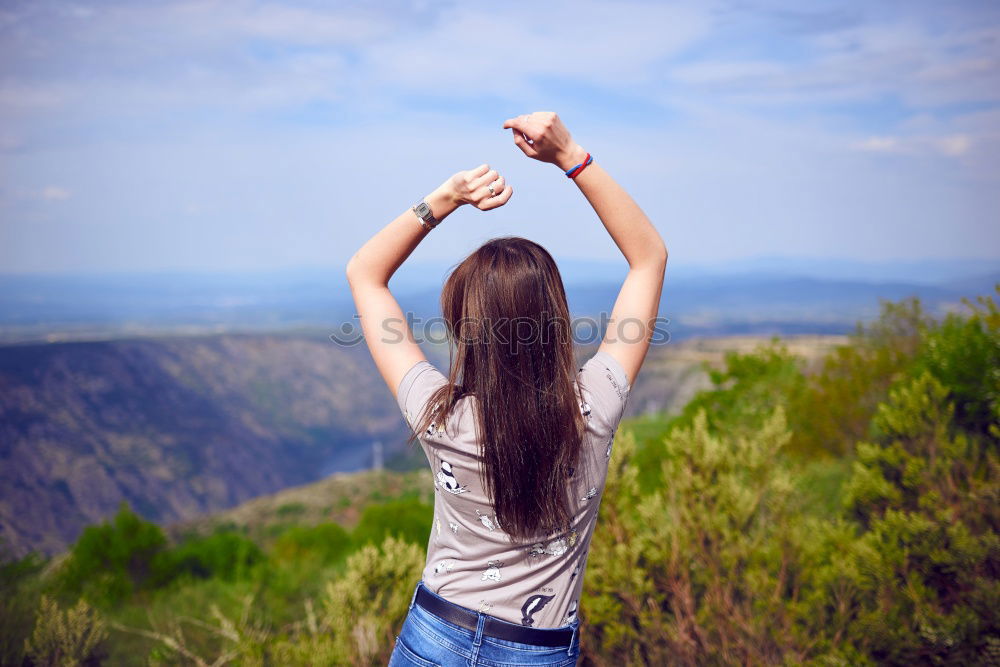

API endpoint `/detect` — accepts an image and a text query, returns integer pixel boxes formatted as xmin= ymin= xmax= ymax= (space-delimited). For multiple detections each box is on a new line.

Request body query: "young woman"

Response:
xmin=346 ymin=111 xmax=667 ymax=666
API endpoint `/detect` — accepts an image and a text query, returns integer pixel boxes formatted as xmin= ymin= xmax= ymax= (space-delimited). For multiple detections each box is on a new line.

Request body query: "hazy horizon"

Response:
xmin=2 ymin=253 xmax=998 ymax=282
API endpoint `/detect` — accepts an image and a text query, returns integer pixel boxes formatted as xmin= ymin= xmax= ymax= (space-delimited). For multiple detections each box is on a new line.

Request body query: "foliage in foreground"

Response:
xmin=581 ymin=289 xmax=999 ymax=665
xmin=2 ymin=288 xmax=997 ymax=665
xmin=23 ymin=595 xmax=108 ymax=666
xmin=267 ymin=535 xmax=425 ymax=665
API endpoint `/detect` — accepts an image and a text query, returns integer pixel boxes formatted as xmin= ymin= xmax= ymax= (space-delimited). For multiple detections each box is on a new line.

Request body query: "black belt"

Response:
xmin=414 ymin=585 xmax=574 ymax=648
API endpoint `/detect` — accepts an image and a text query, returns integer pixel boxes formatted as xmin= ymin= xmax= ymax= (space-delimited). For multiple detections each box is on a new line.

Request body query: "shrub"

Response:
xmin=581 ymin=408 xmax=847 ymax=664
xmin=674 ymin=339 xmax=804 ymax=438
xmin=0 ymin=544 xmax=47 ymax=666
xmin=268 ymin=534 xmax=425 ymax=665
xmin=913 ymin=289 xmax=1000 ymax=440
xmin=790 ymin=296 xmax=929 ymax=457
xmin=839 ymin=371 xmax=1000 ymax=664
xmin=57 ymin=503 xmax=265 ymax=607
xmin=350 ymin=498 xmax=432 ymax=549
xmin=271 ymin=522 xmax=352 ymax=564
xmin=57 ymin=501 xmax=168 ymax=606
xmin=24 ymin=595 xmax=108 ymax=666
xmin=276 ymin=502 xmax=307 ymax=518
xmin=161 ymin=529 xmax=264 ymax=584
xmin=579 ymin=290 xmax=999 ymax=665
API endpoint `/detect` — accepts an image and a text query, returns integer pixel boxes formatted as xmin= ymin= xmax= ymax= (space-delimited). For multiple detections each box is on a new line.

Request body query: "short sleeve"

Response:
xmin=579 ymin=350 xmax=632 ymax=430
xmin=397 ymin=359 xmax=448 ymax=433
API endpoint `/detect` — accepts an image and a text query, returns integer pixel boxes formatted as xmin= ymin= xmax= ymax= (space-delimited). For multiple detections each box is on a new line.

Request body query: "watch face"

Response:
xmin=415 ymin=202 xmax=430 ymax=217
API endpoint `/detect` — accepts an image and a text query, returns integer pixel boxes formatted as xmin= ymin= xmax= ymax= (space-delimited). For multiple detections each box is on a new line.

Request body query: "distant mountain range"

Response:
xmin=0 ymin=257 xmax=996 ymax=343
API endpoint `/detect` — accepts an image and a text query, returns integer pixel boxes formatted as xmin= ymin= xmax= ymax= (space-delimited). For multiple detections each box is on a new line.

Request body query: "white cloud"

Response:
xmin=365 ymin=1 xmax=709 ymax=95
xmin=939 ymin=135 xmax=972 ymax=157
xmin=40 ymin=186 xmax=71 ymax=201
xmin=852 ymin=134 xmax=972 ymax=157
xmin=2 ymin=0 xmax=996 ymax=129
xmin=667 ymin=17 xmax=1000 ymax=108
xmin=0 ymin=1 xmax=391 ymax=119
xmin=853 ymin=136 xmax=899 ymax=153
xmin=0 ymin=0 xmax=711 ymax=119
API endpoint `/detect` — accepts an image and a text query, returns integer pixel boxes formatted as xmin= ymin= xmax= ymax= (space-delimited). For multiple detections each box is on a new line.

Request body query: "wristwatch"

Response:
xmin=412 ymin=201 xmax=440 ymax=230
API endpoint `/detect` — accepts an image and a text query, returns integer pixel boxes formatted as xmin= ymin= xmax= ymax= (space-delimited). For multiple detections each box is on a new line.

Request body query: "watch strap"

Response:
xmin=412 ymin=201 xmax=440 ymax=230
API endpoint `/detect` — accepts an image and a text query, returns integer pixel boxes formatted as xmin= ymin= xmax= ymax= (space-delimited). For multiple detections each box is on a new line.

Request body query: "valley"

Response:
xmin=0 ymin=332 xmax=845 ymax=558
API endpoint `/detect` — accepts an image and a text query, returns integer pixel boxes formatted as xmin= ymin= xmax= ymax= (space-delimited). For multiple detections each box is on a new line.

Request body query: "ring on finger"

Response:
xmin=487 ymin=182 xmax=496 ymax=196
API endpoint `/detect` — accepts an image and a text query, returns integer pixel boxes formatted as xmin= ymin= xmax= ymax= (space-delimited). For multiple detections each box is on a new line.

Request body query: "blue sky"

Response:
xmin=1 ymin=0 xmax=998 ymax=274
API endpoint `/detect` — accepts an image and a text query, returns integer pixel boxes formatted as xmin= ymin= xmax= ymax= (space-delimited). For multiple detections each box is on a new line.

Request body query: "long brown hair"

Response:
xmin=410 ymin=236 xmax=586 ymax=541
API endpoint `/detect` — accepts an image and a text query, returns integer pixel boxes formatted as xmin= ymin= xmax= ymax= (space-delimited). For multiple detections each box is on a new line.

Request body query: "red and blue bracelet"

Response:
xmin=565 ymin=153 xmax=593 ymax=179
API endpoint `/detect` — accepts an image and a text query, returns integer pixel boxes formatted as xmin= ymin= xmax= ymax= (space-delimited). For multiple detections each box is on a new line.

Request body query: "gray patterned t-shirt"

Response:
xmin=396 ymin=350 xmax=631 ymax=629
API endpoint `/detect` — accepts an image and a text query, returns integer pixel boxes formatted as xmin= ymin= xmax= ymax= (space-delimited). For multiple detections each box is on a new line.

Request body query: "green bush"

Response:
xmin=674 ymin=339 xmax=804 ymax=438
xmin=272 ymin=522 xmax=352 ymax=564
xmin=580 ymin=289 xmax=999 ymax=665
xmin=790 ymin=296 xmax=929 ymax=457
xmin=57 ymin=501 xmax=169 ymax=606
xmin=913 ymin=290 xmax=1000 ymax=440
xmin=161 ymin=529 xmax=264 ymax=584
xmin=0 ymin=544 xmax=47 ymax=666
xmin=350 ymin=498 xmax=432 ymax=549
xmin=270 ymin=534 xmax=426 ymax=666
xmin=276 ymin=502 xmax=307 ymax=518
xmin=838 ymin=371 xmax=1000 ymax=664
xmin=582 ymin=408 xmax=850 ymax=664
xmin=56 ymin=503 xmax=264 ymax=609
xmin=123 ymin=535 xmax=426 ymax=666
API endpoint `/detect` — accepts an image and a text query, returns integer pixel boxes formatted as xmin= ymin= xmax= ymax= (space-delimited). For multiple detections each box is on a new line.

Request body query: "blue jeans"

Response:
xmin=389 ymin=580 xmax=581 ymax=666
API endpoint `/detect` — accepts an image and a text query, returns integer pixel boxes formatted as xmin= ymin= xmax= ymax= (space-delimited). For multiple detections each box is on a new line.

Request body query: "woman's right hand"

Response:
xmin=502 ymin=112 xmax=588 ymax=172
xmin=439 ymin=164 xmax=513 ymax=211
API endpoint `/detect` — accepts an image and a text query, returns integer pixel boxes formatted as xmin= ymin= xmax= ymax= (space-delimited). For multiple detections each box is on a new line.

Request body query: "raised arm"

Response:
xmin=502 ymin=112 xmax=667 ymax=385
xmin=345 ymin=165 xmax=513 ymax=399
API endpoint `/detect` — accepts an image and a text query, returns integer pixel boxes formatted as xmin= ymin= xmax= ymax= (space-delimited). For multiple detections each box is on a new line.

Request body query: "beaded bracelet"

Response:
xmin=565 ymin=153 xmax=593 ymax=179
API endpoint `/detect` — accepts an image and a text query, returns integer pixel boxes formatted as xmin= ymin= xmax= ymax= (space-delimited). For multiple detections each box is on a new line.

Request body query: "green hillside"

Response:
xmin=164 ymin=468 xmax=436 ymax=550
xmin=1 ymin=288 xmax=997 ymax=665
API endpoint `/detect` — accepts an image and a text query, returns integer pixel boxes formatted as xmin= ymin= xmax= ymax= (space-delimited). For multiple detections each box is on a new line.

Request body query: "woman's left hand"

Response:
xmin=441 ymin=164 xmax=514 ymax=211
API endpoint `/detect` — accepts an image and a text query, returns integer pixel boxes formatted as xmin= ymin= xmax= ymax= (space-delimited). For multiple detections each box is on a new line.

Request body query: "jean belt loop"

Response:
xmin=469 ymin=613 xmax=486 ymax=664
xmin=409 ymin=580 xmax=421 ymax=611
xmin=473 ymin=613 xmax=486 ymax=647
xmin=567 ymin=619 xmax=578 ymax=657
